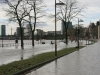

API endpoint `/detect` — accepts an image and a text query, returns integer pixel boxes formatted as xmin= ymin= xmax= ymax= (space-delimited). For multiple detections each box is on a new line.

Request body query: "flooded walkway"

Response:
xmin=27 ymin=40 xmax=100 ymax=75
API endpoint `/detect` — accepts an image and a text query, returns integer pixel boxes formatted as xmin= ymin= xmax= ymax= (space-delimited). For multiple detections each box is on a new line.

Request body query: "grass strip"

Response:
xmin=0 ymin=46 xmax=85 ymax=75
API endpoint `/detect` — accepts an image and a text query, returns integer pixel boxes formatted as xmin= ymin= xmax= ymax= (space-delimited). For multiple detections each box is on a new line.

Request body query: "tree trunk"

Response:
xmin=32 ymin=31 xmax=34 ymax=46
xmin=19 ymin=21 xmax=24 ymax=49
xmin=20 ymin=27 xmax=24 ymax=49
xmin=65 ymin=29 xmax=68 ymax=44
xmin=64 ymin=20 xmax=68 ymax=45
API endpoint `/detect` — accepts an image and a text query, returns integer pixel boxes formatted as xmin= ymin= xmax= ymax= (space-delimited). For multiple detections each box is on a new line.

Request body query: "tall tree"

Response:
xmin=5 ymin=0 xmax=28 ymax=49
xmin=57 ymin=0 xmax=85 ymax=44
xmin=23 ymin=0 xmax=45 ymax=46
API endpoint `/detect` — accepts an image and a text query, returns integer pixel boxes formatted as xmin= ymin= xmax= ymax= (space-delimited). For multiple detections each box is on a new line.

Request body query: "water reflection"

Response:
xmin=26 ymin=60 xmax=59 ymax=75
xmin=0 ymin=40 xmax=77 ymax=65
xmin=26 ymin=51 xmax=81 ymax=75
xmin=55 ymin=60 xmax=58 ymax=75
xmin=26 ymin=45 xmax=100 ymax=75
xmin=20 ymin=49 xmax=24 ymax=60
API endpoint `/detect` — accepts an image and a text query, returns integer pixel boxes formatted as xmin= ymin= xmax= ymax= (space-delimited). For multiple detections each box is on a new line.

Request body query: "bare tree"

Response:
xmin=57 ymin=0 xmax=85 ymax=44
xmin=5 ymin=0 xmax=29 ymax=49
xmin=23 ymin=0 xmax=46 ymax=46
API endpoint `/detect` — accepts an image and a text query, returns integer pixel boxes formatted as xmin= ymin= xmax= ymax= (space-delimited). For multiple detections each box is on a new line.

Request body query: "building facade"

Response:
xmin=0 ymin=25 xmax=6 ymax=37
xmin=61 ymin=21 xmax=72 ymax=35
xmin=16 ymin=27 xmax=24 ymax=36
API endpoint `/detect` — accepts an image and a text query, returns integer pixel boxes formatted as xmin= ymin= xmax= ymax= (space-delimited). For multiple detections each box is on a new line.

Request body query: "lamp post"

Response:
xmin=77 ymin=18 xmax=83 ymax=48
xmin=55 ymin=0 xmax=57 ymax=57
xmin=55 ymin=0 xmax=65 ymax=57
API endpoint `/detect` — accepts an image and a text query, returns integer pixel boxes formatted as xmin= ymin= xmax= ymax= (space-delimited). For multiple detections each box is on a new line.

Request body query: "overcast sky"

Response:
xmin=0 ymin=0 xmax=100 ymax=35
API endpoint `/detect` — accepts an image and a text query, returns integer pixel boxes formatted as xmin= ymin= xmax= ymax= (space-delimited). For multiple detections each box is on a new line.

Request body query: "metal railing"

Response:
xmin=0 ymin=43 xmax=32 ymax=47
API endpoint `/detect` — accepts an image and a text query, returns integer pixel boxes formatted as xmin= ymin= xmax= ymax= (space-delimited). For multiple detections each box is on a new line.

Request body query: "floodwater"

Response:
xmin=26 ymin=41 xmax=100 ymax=75
xmin=0 ymin=40 xmax=78 ymax=65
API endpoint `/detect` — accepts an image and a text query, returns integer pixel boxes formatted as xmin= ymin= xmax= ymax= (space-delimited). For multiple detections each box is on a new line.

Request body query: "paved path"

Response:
xmin=26 ymin=40 xmax=100 ymax=75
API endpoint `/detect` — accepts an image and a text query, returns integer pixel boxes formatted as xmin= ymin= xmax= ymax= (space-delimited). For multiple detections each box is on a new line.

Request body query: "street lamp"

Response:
xmin=55 ymin=0 xmax=65 ymax=57
xmin=77 ymin=18 xmax=83 ymax=48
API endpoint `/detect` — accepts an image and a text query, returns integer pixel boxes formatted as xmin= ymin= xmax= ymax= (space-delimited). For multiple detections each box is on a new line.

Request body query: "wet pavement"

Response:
xmin=26 ymin=40 xmax=100 ymax=75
